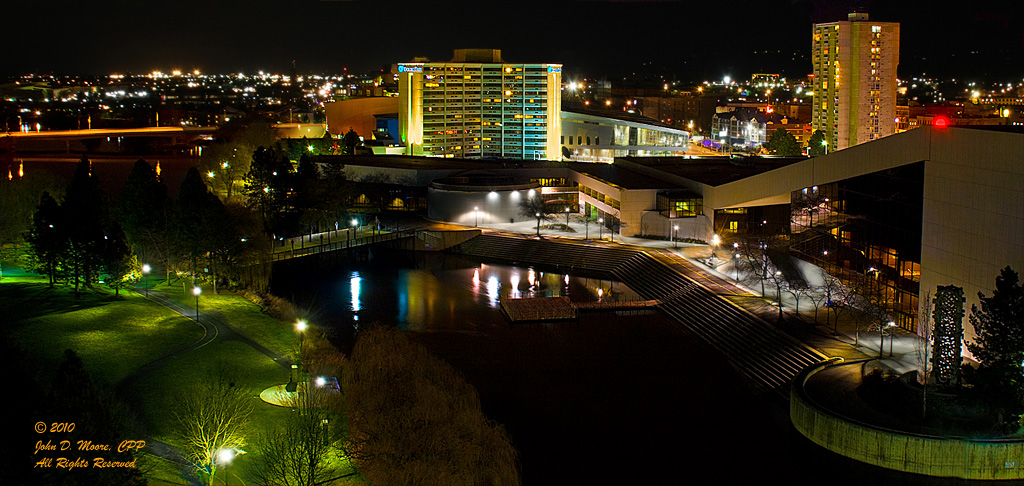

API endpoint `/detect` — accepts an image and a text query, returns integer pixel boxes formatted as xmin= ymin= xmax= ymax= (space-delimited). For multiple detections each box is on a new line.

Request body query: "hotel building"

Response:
xmin=397 ymin=49 xmax=561 ymax=160
xmin=812 ymin=13 xmax=900 ymax=151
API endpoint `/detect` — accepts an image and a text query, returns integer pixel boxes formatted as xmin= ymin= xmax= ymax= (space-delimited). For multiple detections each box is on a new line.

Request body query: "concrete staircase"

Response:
xmin=452 ymin=234 xmax=827 ymax=392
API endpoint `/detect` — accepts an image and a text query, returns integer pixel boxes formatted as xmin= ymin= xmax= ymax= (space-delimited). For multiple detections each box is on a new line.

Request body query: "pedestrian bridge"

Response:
xmin=271 ymin=229 xmax=481 ymax=261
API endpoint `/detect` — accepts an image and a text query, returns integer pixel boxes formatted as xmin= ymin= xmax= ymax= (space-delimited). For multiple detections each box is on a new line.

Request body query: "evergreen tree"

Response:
xmin=765 ymin=128 xmax=801 ymax=156
xmin=100 ymin=222 xmax=137 ymax=297
xmin=242 ymin=146 xmax=293 ymax=232
xmin=119 ymin=159 xmax=169 ymax=266
xmin=342 ymin=129 xmax=360 ymax=155
xmin=62 ymin=156 xmax=108 ymax=297
xmin=808 ymin=129 xmax=827 ymax=156
xmin=172 ymin=168 xmax=217 ymax=284
xmin=964 ymin=266 xmax=1024 ymax=429
xmin=26 ymin=191 xmax=68 ymax=287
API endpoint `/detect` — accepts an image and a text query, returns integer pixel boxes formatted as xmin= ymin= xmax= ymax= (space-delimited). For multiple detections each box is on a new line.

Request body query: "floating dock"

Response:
xmin=500 ymin=296 xmax=658 ymax=322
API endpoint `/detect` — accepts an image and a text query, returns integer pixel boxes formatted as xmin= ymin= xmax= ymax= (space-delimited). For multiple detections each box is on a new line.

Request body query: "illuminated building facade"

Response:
xmin=560 ymin=110 xmax=689 ymax=163
xmin=398 ymin=49 xmax=562 ymax=160
xmin=812 ymin=13 xmax=900 ymax=151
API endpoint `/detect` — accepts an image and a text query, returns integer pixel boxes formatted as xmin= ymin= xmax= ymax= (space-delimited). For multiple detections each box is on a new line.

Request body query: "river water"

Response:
xmin=271 ymin=249 xmax=963 ymax=485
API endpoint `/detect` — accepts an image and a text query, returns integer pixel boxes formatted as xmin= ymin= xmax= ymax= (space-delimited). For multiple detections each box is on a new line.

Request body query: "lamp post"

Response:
xmin=474 ymin=206 xmax=479 ymax=227
xmin=599 ymin=218 xmax=604 ymax=241
xmin=733 ymin=242 xmax=740 ymax=282
xmin=141 ymin=263 xmax=151 ymax=297
xmin=673 ymin=225 xmax=679 ymax=248
xmin=565 ymin=206 xmax=570 ymax=227
xmin=296 ymin=319 xmax=307 ymax=371
xmin=775 ymin=270 xmax=784 ymax=321
xmin=192 ymin=286 xmax=201 ymax=322
xmin=711 ymin=234 xmax=720 ymax=260
xmin=215 ymin=447 xmax=239 ymax=486
xmin=887 ymin=320 xmax=896 ymax=357
xmin=350 ymin=218 xmax=358 ymax=244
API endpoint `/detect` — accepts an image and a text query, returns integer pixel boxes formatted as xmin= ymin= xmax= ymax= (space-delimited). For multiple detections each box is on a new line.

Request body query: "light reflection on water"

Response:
xmin=274 ymin=254 xmax=639 ymax=336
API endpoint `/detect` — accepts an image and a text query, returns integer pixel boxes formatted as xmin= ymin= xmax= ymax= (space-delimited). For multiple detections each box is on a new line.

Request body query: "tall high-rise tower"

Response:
xmin=812 ymin=13 xmax=900 ymax=152
xmin=398 ymin=49 xmax=562 ymax=160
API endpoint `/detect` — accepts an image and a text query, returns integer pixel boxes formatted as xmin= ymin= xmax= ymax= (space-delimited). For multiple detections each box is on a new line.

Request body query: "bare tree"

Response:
xmin=174 ymin=369 xmax=255 ymax=486
xmin=917 ymin=289 xmax=934 ymax=419
xmin=343 ymin=326 xmax=520 ymax=486
xmin=819 ymin=269 xmax=853 ymax=335
xmin=737 ymin=231 xmax=784 ymax=298
xmin=519 ymin=193 xmax=553 ymax=237
xmin=248 ymin=383 xmax=350 ymax=486
xmin=852 ymin=284 xmax=895 ymax=357
xmin=804 ymin=284 xmax=827 ymax=326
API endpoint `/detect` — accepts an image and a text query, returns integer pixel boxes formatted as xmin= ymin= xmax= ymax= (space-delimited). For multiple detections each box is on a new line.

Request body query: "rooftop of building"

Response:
xmin=713 ymin=107 xmax=787 ymax=124
xmin=312 ymin=154 xmax=578 ymax=172
xmin=400 ymin=48 xmax=559 ymax=66
xmin=564 ymin=161 xmax=674 ymax=190
xmin=562 ymin=108 xmax=684 ymax=132
xmin=621 ymin=155 xmax=806 ymax=187
xmin=945 ymin=125 xmax=1024 ymax=134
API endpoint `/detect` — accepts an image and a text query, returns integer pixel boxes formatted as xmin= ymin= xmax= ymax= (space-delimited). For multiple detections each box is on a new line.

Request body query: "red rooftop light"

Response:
xmin=934 ymin=116 xmax=949 ymax=128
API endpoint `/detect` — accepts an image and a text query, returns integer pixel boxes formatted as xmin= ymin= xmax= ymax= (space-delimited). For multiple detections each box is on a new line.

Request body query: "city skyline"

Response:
xmin=5 ymin=0 xmax=1022 ymax=81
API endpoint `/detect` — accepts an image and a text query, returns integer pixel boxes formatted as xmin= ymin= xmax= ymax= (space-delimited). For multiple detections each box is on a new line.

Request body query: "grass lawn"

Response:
xmin=1 ymin=275 xmax=203 ymax=386
xmin=152 ymin=277 xmax=297 ymax=358
xmin=3 ymin=270 xmax=366 ymax=485
xmin=136 ymin=340 xmax=366 ymax=484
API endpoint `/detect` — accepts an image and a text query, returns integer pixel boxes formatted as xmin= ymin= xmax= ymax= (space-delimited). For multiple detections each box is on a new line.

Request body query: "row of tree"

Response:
xmin=27 ymin=159 xmax=135 ymax=296
xmin=22 ymin=121 xmax=362 ymax=293
xmin=763 ymin=128 xmax=828 ymax=156
xmin=22 ymin=156 xmax=275 ymax=295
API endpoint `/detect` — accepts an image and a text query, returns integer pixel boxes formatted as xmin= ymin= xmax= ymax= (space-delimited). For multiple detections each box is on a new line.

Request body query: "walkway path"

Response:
xmin=114 ymin=283 xmax=294 ymax=476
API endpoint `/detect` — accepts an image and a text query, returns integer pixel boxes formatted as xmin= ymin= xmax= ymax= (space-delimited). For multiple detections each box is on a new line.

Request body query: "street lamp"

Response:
xmin=887 ymin=321 xmax=896 ymax=357
xmin=565 ymin=206 xmax=570 ymax=226
xmin=474 ymin=206 xmax=479 ymax=227
xmin=192 ymin=286 xmax=202 ymax=322
xmin=141 ymin=263 xmax=151 ymax=297
xmin=599 ymin=218 xmax=604 ymax=241
xmin=350 ymin=218 xmax=358 ymax=244
xmin=711 ymin=234 xmax=720 ymax=259
xmin=775 ymin=270 xmax=784 ymax=314
xmin=733 ymin=242 xmax=740 ymax=282
xmin=215 ymin=447 xmax=242 ymax=485
xmin=673 ymin=225 xmax=679 ymax=248
xmin=296 ymin=319 xmax=308 ymax=371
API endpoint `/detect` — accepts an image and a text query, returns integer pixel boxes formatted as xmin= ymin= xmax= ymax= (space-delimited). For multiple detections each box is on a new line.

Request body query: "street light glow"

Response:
xmin=216 ymin=448 xmax=235 ymax=466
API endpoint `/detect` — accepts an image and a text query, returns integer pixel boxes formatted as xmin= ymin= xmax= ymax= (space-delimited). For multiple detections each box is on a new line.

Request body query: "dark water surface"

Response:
xmin=271 ymin=249 xmax=966 ymax=485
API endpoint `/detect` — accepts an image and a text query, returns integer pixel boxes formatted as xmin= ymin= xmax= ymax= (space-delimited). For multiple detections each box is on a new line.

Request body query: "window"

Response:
xmin=586 ymin=136 xmax=591 ymax=145
xmin=577 ymin=136 xmax=582 ymax=145
xmin=729 ymin=221 xmax=738 ymax=231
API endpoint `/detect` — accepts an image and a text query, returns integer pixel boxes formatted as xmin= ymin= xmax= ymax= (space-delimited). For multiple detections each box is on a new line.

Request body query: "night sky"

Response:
xmin=5 ymin=0 xmax=1023 ymax=82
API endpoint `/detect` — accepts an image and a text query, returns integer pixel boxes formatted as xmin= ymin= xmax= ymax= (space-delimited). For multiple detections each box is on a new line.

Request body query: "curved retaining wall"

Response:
xmin=791 ymin=360 xmax=1024 ymax=480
